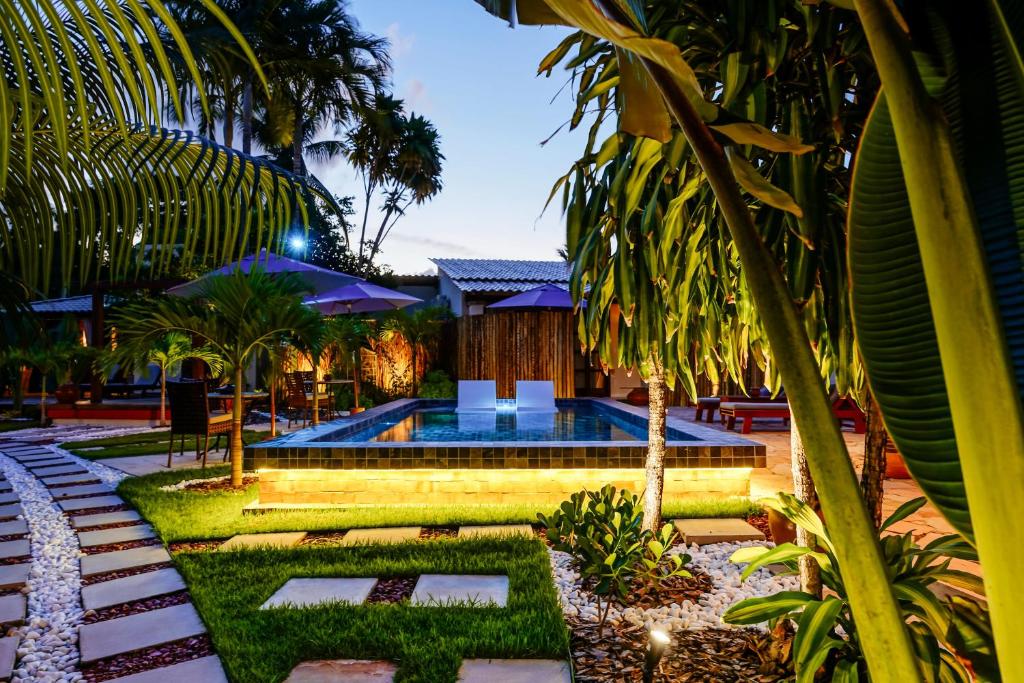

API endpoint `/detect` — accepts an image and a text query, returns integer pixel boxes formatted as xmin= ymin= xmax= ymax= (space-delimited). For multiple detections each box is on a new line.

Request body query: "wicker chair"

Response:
xmin=166 ymin=380 xmax=232 ymax=468
xmin=285 ymin=371 xmax=332 ymax=428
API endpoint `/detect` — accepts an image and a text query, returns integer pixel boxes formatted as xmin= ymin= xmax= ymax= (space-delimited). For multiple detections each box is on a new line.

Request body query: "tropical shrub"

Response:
xmin=724 ymin=493 xmax=993 ymax=682
xmin=417 ymin=370 xmax=456 ymax=398
xmin=540 ymin=485 xmax=691 ymax=630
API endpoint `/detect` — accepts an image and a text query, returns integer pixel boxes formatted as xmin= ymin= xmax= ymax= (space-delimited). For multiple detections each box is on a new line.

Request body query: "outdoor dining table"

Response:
xmin=210 ymin=391 xmax=269 ymax=422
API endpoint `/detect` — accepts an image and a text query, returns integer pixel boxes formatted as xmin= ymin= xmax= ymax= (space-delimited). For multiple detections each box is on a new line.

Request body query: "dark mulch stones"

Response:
xmin=80 ymin=538 xmax=162 ymax=556
xmin=80 ymin=634 xmax=216 ymax=682
xmin=46 ymin=478 xmax=101 ymax=488
xmin=581 ymin=568 xmax=714 ymax=612
xmin=747 ymin=513 xmax=771 ymax=540
xmin=0 ymin=555 xmax=29 ymax=566
xmin=169 ymin=540 xmax=224 ymax=553
xmin=366 ymin=576 xmax=417 ymax=604
xmin=173 ymin=475 xmax=258 ymax=493
xmin=76 ymin=521 xmax=147 ymax=532
xmin=0 ymin=533 xmax=27 ymax=543
xmin=419 ymin=526 xmax=458 ymax=540
xmin=569 ymin=618 xmax=791 ymax=682
xmin=82 ymin=562 xmax=176 ymax=586
xmin=83 ymin=591 xmax=190 ymax=624
xmin=65 ymin=505 xmax=129 ymax=516
xmin=299 ymin=532 xmax=348 ymax=547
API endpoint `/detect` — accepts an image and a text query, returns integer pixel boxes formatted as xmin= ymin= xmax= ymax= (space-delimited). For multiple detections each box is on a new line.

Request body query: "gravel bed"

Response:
xmin=83 ymin=592 xmax=190 ymax=624
xmin=366 ymin=577 xmax=416 ymax=604
xmin=81 ymin=563 xmax=175 ymax=587
xmin=158 ymin=475 xmax=257 ymax=493
xmin=45 ymin=480 xmax=101 ymax=489
xmin=0 ymin=453 xmax=84 ymax=682
xmin=168 ymin=541 xmax=222 ymax=553
xmin=0 ymin=533 xmax=28 ymax=542
xmin=0 ymin=554 xmax=32 ymax=566
xmin=299 ymin=532 xmax=348 ymax=547
xmin=418 ymin=527 xmax=457 ymax=540
xmin=80 ymin=634 xmax=215 ymax=682
xmin=61 ymin=506 xmax=128 ymax=517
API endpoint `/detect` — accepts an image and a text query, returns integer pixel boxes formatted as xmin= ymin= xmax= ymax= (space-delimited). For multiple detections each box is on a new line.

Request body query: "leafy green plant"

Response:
xmin=417 ymin=369 xmax=456 ymax=398
xmin=539 ymin=485 xmax=690 ymax=632
xmin=723 ymin=493 xmax=992 ymax=682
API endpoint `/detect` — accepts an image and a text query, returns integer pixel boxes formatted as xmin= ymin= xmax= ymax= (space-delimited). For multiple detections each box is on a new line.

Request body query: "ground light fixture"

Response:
xmin=642 ymin=628 xmax=671 ymax=682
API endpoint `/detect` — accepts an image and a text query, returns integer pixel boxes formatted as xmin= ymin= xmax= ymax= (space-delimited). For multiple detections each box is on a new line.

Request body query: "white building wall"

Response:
xmin=437 ymin=271 xmax=465 ymax=317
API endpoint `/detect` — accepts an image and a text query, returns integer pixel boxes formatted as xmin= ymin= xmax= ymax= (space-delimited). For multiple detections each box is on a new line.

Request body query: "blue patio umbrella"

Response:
xmin=487 ymin=283 xmax=583 ymax=310
xmin=166 ymin=249 xmax=362 ymax=297
xmin=305 ymin=282 xmax=422 ymax=315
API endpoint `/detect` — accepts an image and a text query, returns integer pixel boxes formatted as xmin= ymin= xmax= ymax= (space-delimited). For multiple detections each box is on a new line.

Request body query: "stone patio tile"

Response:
xmin=59 ymin=495 xmax=123 ymax=512
xmin=339 ymin=527 xmax=421 ymax=545
xmin=672 ymin=518 xmax=765 ymax=545
xmin=0 ymin=494 xmax=17 ymax=507
xmin=106 ymin=656 xmax=227 ymax=683
xmin=286 ymin=659 xmax=397 ymax=682
xmin=79 ymin=603 xmax=206 ymax=663
xmin=261 ymin=578 xmax=377 ymax=610
xmin=457 ymin=525 xmax=533 ymax=539
xmin=0 ymin=506 xmax=20 ymax=522
xmin=82 ymin=568 xmax=187 ymax=610
xmin=219 ymin=532 xmax=307 ymax=551
xmin=458 ymin=659 xmax=571 ymax=683
xmin=32 ymin=465 xmax=85 ymax=478
xmin=0 ymin=520 xmax=27 ymax=536
xmin=0 ymin=636 xmax=17 ymax=680
xmin=0 ymin=540 xmax=29 ymax=560
xmin=71 ymin=510 xmax=142 ymax=528
xmin=42 ymin=473 xmax=99 ymax=486
xmin=0 ymin=594 xmax=25 ymax=626
xmin=78 ymin=525 xmax=155 ymax=548
xmin=0 ymin=564 xmax=30 ymax=590
xmin=411 ymin=574 xmax=509 ymax=607
xmin=50 ymin=484 xmax=112 ymax=500
xmin=80 ymin=545 xmax=172 ymax=578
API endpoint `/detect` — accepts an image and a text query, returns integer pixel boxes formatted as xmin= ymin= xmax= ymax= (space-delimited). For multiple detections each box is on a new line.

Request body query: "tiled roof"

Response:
xmin=30 ymin=295 xmax=116 ymax=314
xmin=431 ymin=259 xmax=570 ymax=293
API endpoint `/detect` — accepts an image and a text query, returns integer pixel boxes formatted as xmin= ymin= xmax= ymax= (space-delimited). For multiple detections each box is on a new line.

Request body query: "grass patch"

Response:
xmin=0 ymin=421 xmax=36 ymax=433
xmin=120 ymin=467 xmax=760 ymax=542
xmin=176 ymin=537 xmax=568 ymax=682
xmin=65 ymin=430 xmax=259 ymax=460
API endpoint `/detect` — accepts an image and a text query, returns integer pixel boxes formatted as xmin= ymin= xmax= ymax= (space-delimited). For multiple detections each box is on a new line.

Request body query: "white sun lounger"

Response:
xmin=515 ymin=380 xmax=557 ymax=412
xmin=457 ymin=380 xmax=497 ymax=412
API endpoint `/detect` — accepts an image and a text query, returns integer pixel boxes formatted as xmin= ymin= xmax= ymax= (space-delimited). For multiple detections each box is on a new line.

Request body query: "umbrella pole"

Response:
xmin=352 ymin=349 xmax=361 ymax=412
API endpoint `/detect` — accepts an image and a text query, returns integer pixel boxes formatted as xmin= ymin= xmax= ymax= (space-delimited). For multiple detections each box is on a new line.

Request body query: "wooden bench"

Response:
xmin=720 ymin=399 xmax=866 ymax=434
xmin=695 ymin=395 xmax=779 ymax=424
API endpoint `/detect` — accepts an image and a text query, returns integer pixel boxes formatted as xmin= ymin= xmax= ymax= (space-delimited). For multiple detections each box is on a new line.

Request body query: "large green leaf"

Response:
xmin=847 ymin=57 xmax=973 ymax=540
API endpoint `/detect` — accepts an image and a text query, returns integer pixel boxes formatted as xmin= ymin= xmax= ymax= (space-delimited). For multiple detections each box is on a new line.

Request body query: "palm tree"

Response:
xmin=0 ymin=0 xmax=314 ymax=298
xmin=14 ymin=344 xmax=73 ymax=426
xmin=379 ymin=306 xmax=449 ymax=397
xmin=325 ymin=316 xmax=372 ymax=410
xmin=114 ymin=272 xmax=321 ymax=486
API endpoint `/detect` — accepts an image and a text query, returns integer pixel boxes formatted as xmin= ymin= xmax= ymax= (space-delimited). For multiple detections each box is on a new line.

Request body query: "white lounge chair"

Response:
xmin=515 ymin=380 xmax=557 ymax=412
xmin=457 ymin=380 xmax=497 ymax=412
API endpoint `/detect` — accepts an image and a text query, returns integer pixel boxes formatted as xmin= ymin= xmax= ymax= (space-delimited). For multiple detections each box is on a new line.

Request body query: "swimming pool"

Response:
xmin=324 ymin=403 xmax=696 ymax=443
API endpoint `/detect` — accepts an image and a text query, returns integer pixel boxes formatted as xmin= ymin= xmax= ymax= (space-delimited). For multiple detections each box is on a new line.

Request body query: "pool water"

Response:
xmin=334 ymin=405 xmax=691 ymax=443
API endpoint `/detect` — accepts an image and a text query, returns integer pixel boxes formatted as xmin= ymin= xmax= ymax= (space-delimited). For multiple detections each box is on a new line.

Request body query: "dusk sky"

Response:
xmin=306 ymin=1 xmax=588 ymax=274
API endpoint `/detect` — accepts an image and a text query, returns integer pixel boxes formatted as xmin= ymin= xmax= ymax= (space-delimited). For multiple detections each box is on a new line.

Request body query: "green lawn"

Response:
xmin=0 ymin=421 xmax=37 ymax=433
xmin=63 ymin=429 xmax=260 ymax=460
xmin=119 ymin=466 xmax=761 ymax=542
xmin=175 ymin=538 xmax=569 ymax=682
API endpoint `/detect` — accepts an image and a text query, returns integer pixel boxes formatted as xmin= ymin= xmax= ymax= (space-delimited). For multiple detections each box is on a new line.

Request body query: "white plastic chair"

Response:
xmin=456 ymin=380 xmax=497 ymax=412
xmin=515 ymin=380 xmax=557 ymax=412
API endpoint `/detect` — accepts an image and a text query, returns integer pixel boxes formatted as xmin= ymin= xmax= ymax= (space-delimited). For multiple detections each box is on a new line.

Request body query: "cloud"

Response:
xmin=403 ymin=79 xmax=433 ymax=113
xmin=391 ymin=232 xmax=482 ymax=257
xmin=385 ymin=22 xmax=414 ymax=59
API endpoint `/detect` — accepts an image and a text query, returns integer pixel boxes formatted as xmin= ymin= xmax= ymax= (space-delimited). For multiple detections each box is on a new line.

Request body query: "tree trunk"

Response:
xmin=311 ymin=354 xmax=320 ymax=426
xmin=268 ymin=368 xmax=277 ymax=438
xmin=241 ymin=75 xmax=253 ymax=155
xmin=223 ymin=97 xmax=234 ymax=149
xmin=790 ymin=416 xmax=822 ymax=597
xmin=230 ymin=366 xmax=244 ymax=487
xmin=411 ymin=343 xmax=418 ymax=397
xmin=38 ymin=373 xmax=46 ymax=426
xmin=159 ymin=367 xmax=167 ymax=427
xmin=861 ymin=391 xmax=887 ymax=528
xmin=643 ymin=362 xmax=667 ymax=533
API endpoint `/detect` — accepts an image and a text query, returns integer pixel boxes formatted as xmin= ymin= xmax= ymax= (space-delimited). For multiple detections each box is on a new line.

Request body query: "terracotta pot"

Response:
xmin=885 ymin=447 xmax=911 ymax=479
xmin=625 ymin=387 xmax=649 ymax=406
xmin=54 ymin=383 xmax=80 ymax=405
xmin=767 ymin=508 xmax=797 ymax=544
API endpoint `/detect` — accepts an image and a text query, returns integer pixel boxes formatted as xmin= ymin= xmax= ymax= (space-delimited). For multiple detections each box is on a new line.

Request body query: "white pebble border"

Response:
xmin=549 ymin=541 xmax=799 ymax=633
xmin=0 ymin=454 xmax=84 ymax=682
xmin=158 ymin=475 xmax=230 ymax=492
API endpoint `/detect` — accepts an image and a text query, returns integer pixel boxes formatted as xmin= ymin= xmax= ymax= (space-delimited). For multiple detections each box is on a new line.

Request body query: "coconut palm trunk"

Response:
xmin=643 ymin=361 xmax=667 ymax=532
xmin=861 ymin=391 xmax=887 ymax=528
xmin=230 ymin=366 xmax=245 ymax=487
xmin=242 ymin=75 xmax=253 ymax=155
xmin=38 ymin=372 xmax=47 ymax=426
xmin=159 ymin=366 xmax=168 ymax=427
xmin=268 ymin=368 xmax=278 ymax=437
xmin=789 ymin=416 xmax=821 ymax=596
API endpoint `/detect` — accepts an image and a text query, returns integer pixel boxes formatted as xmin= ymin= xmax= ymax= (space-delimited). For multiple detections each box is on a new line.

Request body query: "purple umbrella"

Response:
xmin=166 ymin=249 xmax=362 ymax=297
xmin=487 ymin=284 xmax=583 ymax=311
xmin=306 ymin=282 xmax=422 ymax=315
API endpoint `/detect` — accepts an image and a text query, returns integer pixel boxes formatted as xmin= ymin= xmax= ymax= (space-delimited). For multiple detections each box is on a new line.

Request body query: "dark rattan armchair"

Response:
xmin=166 ymin=380 xmax=232 ymax=468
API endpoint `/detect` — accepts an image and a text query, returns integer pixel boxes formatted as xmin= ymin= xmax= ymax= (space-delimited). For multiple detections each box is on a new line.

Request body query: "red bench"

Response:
xmin=694 ymin=395 xmax=780 ymax=423
xmin=720 ymin=399 xmax=866 ymax=434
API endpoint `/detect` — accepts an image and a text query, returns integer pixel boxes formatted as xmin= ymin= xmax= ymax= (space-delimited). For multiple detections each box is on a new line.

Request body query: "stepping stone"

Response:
xmin=0 ymin=520 xmax=27 ymax=536
xmin=24 ymin=459 xmax=71 ymax=470
xmin=457 ymin=525 xmax=533 ymax=539
xmin=0 ymin=494 xmax=17 ymax=507
xmin=42 ymin=473 xmax=99 ymax=486
xmin=8 ymin=452 xmax=51 ymax=460
xmin=261 ymin=578 xmax=377 ymax=609
xmin=0 ymin=636 xmax=17 ymax=681
xmin=458 ymin=659 xmax=572 ymax=683
xmin=672 ymin=518 xmax=766 ymax=545
xmin=339 ymin=527 xmax=421 ymax=545
xmin=0 ymin=595 xmax=25 ymax=626
xmin=80 ymin=545 xmax=172 ymax=578
xmin=0 ymin=564 xmax=30 ymax=590
xmin=50 ymin=484 xmax=113 ymax=500
xmin=0 ymin=483 xmax=12 ymax=494
xmin=411 ymin=575 xmax=509 ymax=607
xmin=219 ymin=532 xmax=307 ymax=551
xmin=0 ymin=540 xmax=29 ymax=560
xmin=82 ymin=568 xmax=187 ymax=610
xmin=0 ymin=506 xmax=21 ymax=522
xmin=286 ymin=659 xmax=396 ymax=683
xmin=106 ymin=656 xmax=228 ymax=683
xmin=72 ymin=510 xmax=141 ymax=528
xmin=31 ymin=465 xmax=85 ymax=477
xmin=79 ymin=603 xmax=207 ymax=663
xmin=59 ymin=495 xmax=123 ymax=512
xmin=79 ymin=525 xmax=155 ymax=548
